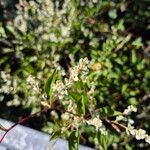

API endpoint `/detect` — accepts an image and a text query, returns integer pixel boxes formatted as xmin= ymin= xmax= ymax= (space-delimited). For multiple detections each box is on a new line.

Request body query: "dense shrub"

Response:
xmin=0 ymin=0 xmax=150 ymax=149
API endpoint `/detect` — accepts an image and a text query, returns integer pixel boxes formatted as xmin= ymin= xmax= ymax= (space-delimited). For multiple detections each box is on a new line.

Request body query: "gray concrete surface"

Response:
xmin=0 ymin=118 xmax=94 ymax=150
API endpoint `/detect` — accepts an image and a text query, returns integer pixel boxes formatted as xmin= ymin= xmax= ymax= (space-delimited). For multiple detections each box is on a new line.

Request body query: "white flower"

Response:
xmin=27 ymin=75 xmax=41 ymax=93
xmin=14 ymin=15 xmax=27 ymax=33
xmin=127 ymin=124 xmax=150 ymax=144
xmin=53 ymin=80 xmax=67 ymax=99
xmin=69 ymin=57 xmax=89 ymax=82
xmin=135 ymin=129 xmax=146 ymax=140
xmin=116 ymin=115 xmax=125 ymax=121
xmin=51 ymin=110 xmax=58 ymax=119
xmin=92 ymin=0 xmax=98 ymax=3
xmin=128 ymin=125 xmax=136 ymax=136
xmin=128 ymin=119 xmax=134 ymax=125
xmin=54 ymin=80 xmax=65 ymax=91
xmin=52 ymin=58 xmax=89 ymax=100
xmin=41 ymin=101 xmax=50 ymax=107
xmin=70 ymin=71 xmax=79 ymax=82
xmin=61 ymin=113 xmax=70 ymax=121
xmin=0 ymin=71 xmax=14 ymax=94
xmin=128 ymin=105 xmax=137 ymax=112
xmin=86 ymin=117 xmax=107 ymax=134
xmin=86 ymin=117 xmax=103 ymax=130
xmin=145 ymin=135 xmax=150 ymax=144
xmin=123 ymin=105 xmax=137 ymax=115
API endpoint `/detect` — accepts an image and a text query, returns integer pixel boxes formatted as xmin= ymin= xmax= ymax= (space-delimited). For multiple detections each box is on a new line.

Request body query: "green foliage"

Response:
xmin=0 ymin=0 xmax=150 ymax=149
xmin=69 ymin=130 xmax=79 ymax=150
xmin=45 ymin=70 xmax=58 ymax=100
xmin=69 ymin=80 xmax=88 ymax=116
xmin=97 ymin=132 xmax=108 ymax=150
xmin=50 ymin=129 xmax=62 ymax=141
xmin=99 ymin=107 xmax=122 ymax=118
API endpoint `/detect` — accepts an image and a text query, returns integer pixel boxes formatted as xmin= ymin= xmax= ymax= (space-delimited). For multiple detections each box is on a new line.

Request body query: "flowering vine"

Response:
xmin=0 ymin=57 xmax=150 ymax=149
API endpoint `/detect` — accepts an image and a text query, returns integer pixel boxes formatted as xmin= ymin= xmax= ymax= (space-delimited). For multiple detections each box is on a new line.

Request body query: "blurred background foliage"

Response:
xmin=0 ymin=0 xmax=150 ymax=149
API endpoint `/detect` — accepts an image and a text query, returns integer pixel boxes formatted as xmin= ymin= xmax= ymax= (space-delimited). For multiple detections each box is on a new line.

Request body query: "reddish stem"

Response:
xmin=0 ymin=107 xmax=48 ymax=143
xmin=0 ymin=106 xmax=79 ymax=143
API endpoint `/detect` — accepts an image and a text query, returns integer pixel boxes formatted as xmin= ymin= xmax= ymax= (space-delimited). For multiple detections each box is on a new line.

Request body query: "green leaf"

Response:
xmin=129 ymin=97 xmax=138 ymax=106
xmin=99 ymin=107 xmax=121 ymax=118
xmin=76 ymin=96 xmax=86 ymax=115
xmin=126 ymin=144 xmax=132 ymax=150
xmin=45 ymin=70 xmax=58 ymax=100
xmin=117 ymin=19 xmax=125 ymax=31
xmin=0 ymin=57 xmax=8 ymax=65
xmin=96 ymin=131 xmax=108 ymax=150
xmin=69 ymin=92 xmax=84 ymax=115
xmin=108 ymin=9 xmax=117 ymax=19
xmin=69 ymin=80 xmax=88 ymax=116
xmin=121 ymin=84 xmax=128 ymax=94
xmin=50 ymin=129 xmax=62 ymax=141
xmin=97 ymin=131 xmax=119 ymax=150
xmin=69 ymin=130 xmax=79 ymax=150
xmin=69 ymin=91 xmax=83 ymax=115
xmin=69 ymin=91 xmax=81 ymax=102
xmin=131 ymin=50 xmax=137 ymax=64
xmin=81 ymin=94 xmax=88 ymax=115
xmin=132 ymin=38 xmax=143 ymax=48
xmin=100 ymin=134 xmax=107 ymax=150
xmin=79 ymin=80 xmax=88 ymax=115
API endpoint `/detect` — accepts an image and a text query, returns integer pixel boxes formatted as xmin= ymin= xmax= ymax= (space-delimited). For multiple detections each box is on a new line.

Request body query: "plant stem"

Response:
xmin=0 ymin=106 xmax=79 ymax=143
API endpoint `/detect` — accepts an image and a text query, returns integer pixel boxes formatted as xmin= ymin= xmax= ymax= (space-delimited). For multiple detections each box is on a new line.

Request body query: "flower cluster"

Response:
xmin=67 ymin=57 xmax=89 ymax=84
xmin=14 ymin=0 xmax=73 ymax=42
xmin=26 ymin=75 xmax=47 ymax=111
xmin=86 ymin=117 xmax=107 ymax=135
xmin=123 ymin=105 xmax=137 ymax=115
xmin=114 ymin=105 xmax=150 ymax=145
xmin=0 ymin=71 xmax=13 ymax=94
xmin=127 ymin=125 xmax=150 ymax=144
xmin=53 ymin=57 xmax=89 ymax=99
xmin=27 ymin=75 xmax=41 ymax=94
xmin=116 ymin=105 xmax=137 ymax=122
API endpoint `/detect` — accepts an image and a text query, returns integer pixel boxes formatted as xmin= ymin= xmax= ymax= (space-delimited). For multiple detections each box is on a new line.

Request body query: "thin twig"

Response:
xmin=106 ymin=119 xmax=127 ymax=130
xmin=0 ymin=107 xmax=48 ymax=143
xmin=111 ymin=120 xmax=127 ymax=129
xmin=105 ymin=119 xmax=127 ymax=133
xmin=0 ymin=106 xmax=79 ymax=143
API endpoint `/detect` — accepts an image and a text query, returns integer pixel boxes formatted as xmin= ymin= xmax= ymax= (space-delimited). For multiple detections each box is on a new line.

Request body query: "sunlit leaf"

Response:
xmin=69 ymin=130 xmax=79 ymax=150
xmin=50 ymin=129 xmax=62 ymax=141
xmin=45 ymin=70 xmax=58 ymax=100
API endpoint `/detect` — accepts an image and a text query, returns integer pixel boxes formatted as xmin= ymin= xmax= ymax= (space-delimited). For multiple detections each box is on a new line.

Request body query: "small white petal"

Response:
xmin=145 ymin=136 xmax=150 ymax=144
